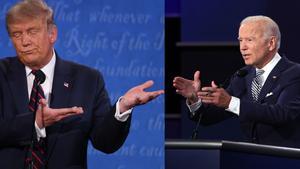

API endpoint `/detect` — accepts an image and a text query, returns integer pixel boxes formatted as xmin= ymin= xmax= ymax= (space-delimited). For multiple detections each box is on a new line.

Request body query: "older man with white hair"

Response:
xmin=173 ymin=15 xmax=300 ymax=148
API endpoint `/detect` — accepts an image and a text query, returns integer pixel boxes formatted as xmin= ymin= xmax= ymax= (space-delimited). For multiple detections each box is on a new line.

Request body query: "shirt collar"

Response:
xmin=256 ymin=52 xmax=281 ymax=76
xmin=25 ymin=50 xmax=56 ymax=78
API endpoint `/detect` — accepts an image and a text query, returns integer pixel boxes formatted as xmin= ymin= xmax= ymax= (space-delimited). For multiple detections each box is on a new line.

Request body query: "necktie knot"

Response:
xmin=32 ymin=70 xmax=46 ymax=84
xmin=256 ymin=69 xmax=264 ymax=77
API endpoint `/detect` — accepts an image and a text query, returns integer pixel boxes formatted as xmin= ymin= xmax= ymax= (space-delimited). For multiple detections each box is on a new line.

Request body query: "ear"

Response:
xmin=48 ymin=25 xmax=58 ymax=43
xmin=268 ymin=36 xmax=276 ymax=51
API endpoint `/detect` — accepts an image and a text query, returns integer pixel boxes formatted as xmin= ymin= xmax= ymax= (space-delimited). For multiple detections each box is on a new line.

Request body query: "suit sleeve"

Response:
xmin=89 ymin=71 xmax=130 ymax=154
xmin=0 ymin=114 xmax=34 ymax=147
xmin=0 ymin=73 xmax=33 ymax=147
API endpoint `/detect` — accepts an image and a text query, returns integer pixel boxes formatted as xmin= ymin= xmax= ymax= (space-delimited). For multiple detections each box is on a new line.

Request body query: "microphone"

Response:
xmin=219 ymin=68 xmax=248 ymax=88
xmin=190 ymin=68 xmax=248 ymax=139
xmin=236 ymin=69 xmax=248 ymax=77
xmin=191 ymin=112 xmax=203 ymax=139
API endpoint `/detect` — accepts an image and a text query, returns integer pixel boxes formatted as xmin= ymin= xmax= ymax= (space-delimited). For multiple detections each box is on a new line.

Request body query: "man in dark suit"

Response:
xmin=173 ymin=15 xmax=300 ymax=148
xmin=1 ymin=0 xmax=163 ymax=169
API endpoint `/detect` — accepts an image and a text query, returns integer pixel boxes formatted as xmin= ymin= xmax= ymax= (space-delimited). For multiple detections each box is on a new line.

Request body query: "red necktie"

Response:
xmin=26 ymin=70 xmax=47 ymax=169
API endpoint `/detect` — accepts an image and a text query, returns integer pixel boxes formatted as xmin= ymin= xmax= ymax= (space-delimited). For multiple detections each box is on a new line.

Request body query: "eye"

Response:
xmin=28 ymin=28 xmax=40 ymax=36
xmin=246 ymin=38 xmax=254 ymax=42
xmin=11 ymin=32 xmax=22 ymax=39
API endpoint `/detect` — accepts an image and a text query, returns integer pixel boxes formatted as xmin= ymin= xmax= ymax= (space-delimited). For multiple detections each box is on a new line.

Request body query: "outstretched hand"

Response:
xmin=35 ymin=99 xmax=84 ymax=128
xmin=173 ymin=71 xmax=201 ymax=104
xmin=119 ymin=80 xmax=164 ymax=112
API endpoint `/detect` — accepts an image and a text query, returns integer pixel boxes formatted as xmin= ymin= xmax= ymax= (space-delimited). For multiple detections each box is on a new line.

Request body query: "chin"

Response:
xmin=244 ymin=60 xmax=252 ymax=66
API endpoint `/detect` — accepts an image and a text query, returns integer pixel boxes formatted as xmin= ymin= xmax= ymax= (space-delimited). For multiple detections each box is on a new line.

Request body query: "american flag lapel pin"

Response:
xmin=64 ymin=82 xmax=69 ymax=88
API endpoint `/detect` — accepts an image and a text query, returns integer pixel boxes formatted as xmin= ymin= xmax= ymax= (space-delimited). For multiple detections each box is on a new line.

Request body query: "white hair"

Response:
xmin=241 ymin=15 xmax=281 ymax=50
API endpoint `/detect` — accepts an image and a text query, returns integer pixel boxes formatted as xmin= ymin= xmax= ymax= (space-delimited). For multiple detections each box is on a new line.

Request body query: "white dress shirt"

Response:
xmin=26 ymin=50 xmax=132 ymax=139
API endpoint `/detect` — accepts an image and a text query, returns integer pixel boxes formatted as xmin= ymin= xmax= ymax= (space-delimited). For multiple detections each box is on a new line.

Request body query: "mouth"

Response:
xmin=242 ymin=54 xmax=250 ymax=59
xmin=21 ymin=50 xmax=35 ymax=55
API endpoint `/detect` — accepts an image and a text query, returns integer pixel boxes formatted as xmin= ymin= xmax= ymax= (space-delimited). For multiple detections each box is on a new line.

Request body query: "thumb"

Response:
xmin=194 ymin=71 xmax=201 ymax=82
xmin=211 ymin=81 xmax=218 ymax=88
xmin=39 ymin=98 xmax=48 ymax=108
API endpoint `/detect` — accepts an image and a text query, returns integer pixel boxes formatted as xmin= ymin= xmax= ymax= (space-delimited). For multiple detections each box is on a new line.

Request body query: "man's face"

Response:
xmin=238 ymin=22 xmax=274 ymax=69
xmin=8 ymin=18 xmax=57 ymax=69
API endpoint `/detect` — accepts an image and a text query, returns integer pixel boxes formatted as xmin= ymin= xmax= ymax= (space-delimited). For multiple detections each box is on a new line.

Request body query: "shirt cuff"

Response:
xmin=115 ymin=97 xmax=132 ymax=122
xmin=186 ymin=99 xmax=202 ymax=114
xmin=35 ymin=122 xmax=46 ymax=140
xmin=226 ymin=96 xmax=240 ymax=115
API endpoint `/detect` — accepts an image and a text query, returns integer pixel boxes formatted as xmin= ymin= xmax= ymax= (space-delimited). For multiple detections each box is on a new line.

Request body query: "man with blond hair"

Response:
xmin=0 ymin=0 xmax=163 ymax=168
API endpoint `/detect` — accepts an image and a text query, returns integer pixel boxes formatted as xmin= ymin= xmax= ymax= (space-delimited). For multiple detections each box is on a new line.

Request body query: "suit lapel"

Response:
xmin=7 ymin=58 xmax=29 ymax=115
xmin=47 ymin=56 xmax=74 ymax=160
xmin=49 ymin=57 xmax=73 ymax=109
xmin=258 ymin=57 xmax=290 ymax=102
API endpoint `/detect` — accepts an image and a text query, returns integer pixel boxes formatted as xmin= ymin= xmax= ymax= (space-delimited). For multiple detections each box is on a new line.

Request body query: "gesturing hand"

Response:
xmin=198 ymin=81 xmax=232 ymax=108
xmin=119 ymin=80 xmax=164 ymax=112
xmin=173 ymin=71 xmax=201 ymax=104
xmin=35 ymin=99 xmax=84 ymax=128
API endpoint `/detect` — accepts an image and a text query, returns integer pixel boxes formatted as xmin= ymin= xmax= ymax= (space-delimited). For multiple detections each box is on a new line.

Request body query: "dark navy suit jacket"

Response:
xmin=0 ymin=56 xmax=130 ymax=169
xmin=194 ymin=57 xmax=300 ymax=148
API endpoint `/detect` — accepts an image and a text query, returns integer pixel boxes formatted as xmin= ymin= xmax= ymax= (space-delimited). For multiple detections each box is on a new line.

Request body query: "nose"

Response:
xmin=21 ymin=33 xmax=31 ymax=47
xmin=239 ymin=41 xmax=248 ymax=51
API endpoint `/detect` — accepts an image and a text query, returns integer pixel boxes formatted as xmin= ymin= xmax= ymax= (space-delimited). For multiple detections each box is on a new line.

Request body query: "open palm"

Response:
xmin=173 ymin=71 xmax=201 ymax=102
